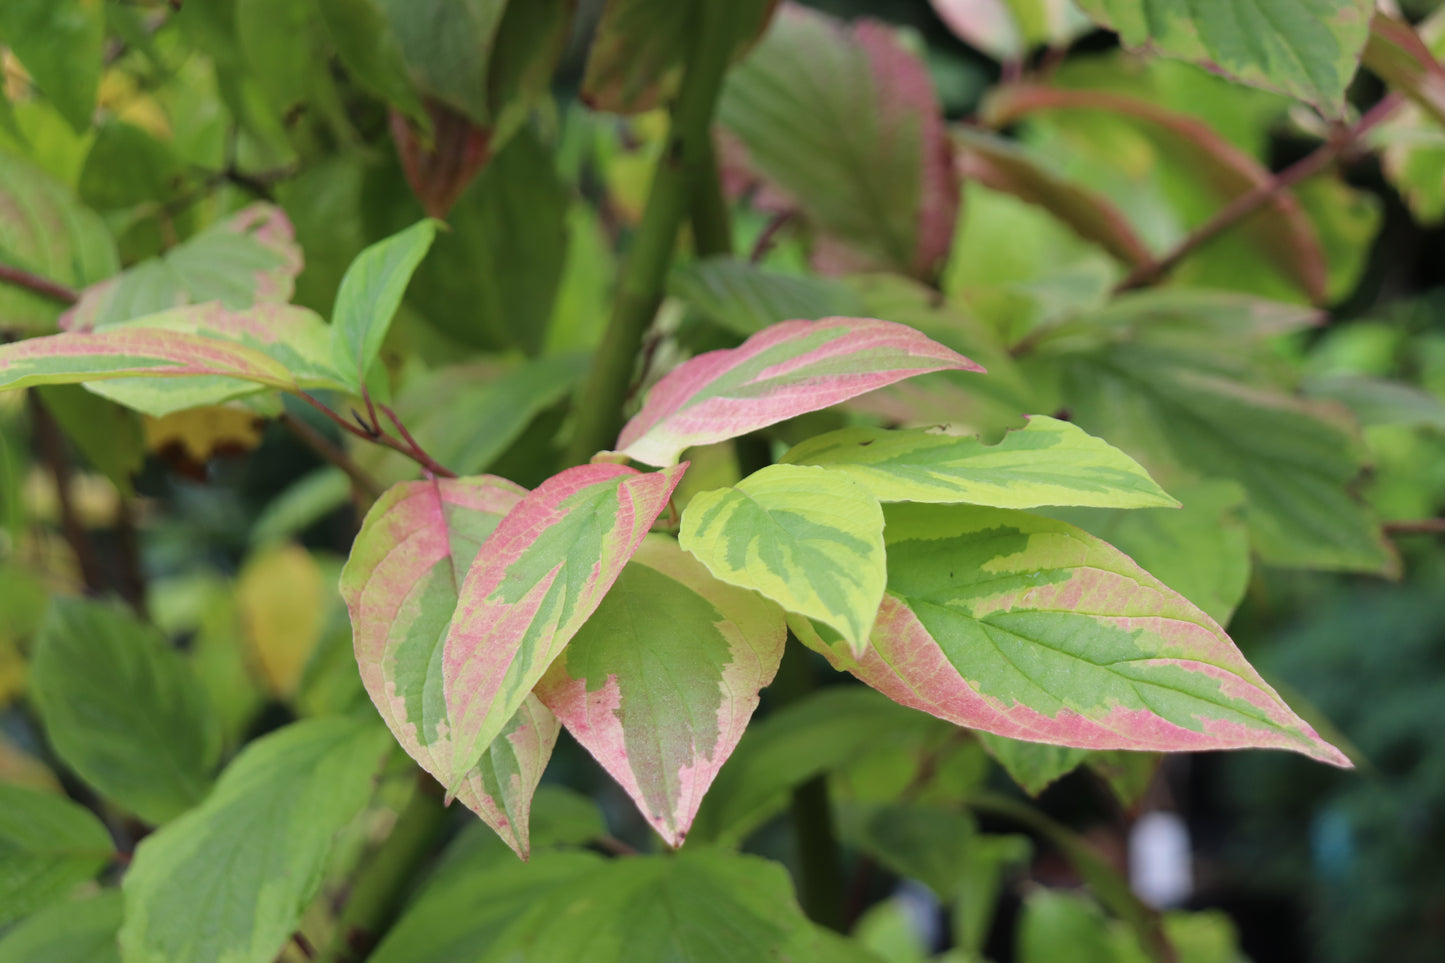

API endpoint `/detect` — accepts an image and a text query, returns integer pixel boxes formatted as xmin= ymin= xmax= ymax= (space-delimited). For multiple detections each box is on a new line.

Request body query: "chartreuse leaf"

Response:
xmin=0 ymin=153 xmax=118 ymax=335
xmin=119 ymin=717 xmax=391 ymax=963
xmin=442 ymin=463 xmax=686 ymax=791
xmin=61 ymin=204 xmax=303 ymax=331
xmin=535 ymin=536 xmax=786 ymax=846
xmin=0 ymin=784 xmax=113 ymax=926
xmin=340 ymin=475 xmax=565 ymax=858
xmin=0 ymin=891 xmax=121 ymax=963
xmin=330 ymin=219 xmax=440 ymax=392
xmin=1074 ymin=0 xmax=1371 ymax=114
xmin=618 ymin=318 xmax=979 ymax=467
xmin=30 ymin=599 xmax=221 ymax=825
xmin=796 ymin=504 xmax=1350 ymax=767
xmin=719 ymin=5 xmax=958 ymax=277
xmin=0 ymin=0 xmax=103 ymax=132
xmin=783 ymin=416 xmax=1177 ymax=510
xmin=0 ymin=303 xmax=350 ymax=417
xmin=680 ymin=464 xmax=885 ymax=657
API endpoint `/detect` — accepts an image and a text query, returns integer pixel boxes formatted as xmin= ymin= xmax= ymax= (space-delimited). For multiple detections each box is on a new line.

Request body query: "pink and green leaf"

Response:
xmin=796 ymin=504 xmax=1350 ymax=767
xmin=617 ymin=317 xmax=980 ymax=467
xmin=679 ymin=464 xmax=885 ymax=657
xmin=442 ymin=463 xmax=687 ymax=789
xmin=782 ymin=416 xmax=1177 ymax=510
xmin=718 ymin=6 xmax=958 ymax=278
xmin=535 ymin=536 xmax=786 ymax=846
xmin=0 ymin=302 xmax=350 ymax=417
xmin=61 ymin=203 xmax=304 ymax=332
xmin=929 ymin=0 xmax=1091 ymax=62
xmin=339 ymin=475 xmax=563 ymax=857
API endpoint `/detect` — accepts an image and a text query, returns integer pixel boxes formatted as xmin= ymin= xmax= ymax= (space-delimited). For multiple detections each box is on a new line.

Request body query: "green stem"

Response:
xmin=564 ymin=5 xmax=739 ymax=467
xmin=690 ymin=141 xmax=733 ymax=259
xmin=319 ymin=784 xmax=451 ymax=963
xmin=773 ymin=640 xmax=846 ymax=932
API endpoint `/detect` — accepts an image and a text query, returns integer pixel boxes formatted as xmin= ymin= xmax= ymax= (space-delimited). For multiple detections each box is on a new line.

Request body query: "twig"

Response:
xmin=294 ymin=393 xmax=456 ymax=479
xmin=28 ymin=393 xmax=107 ymax=596
xmin=279 ymin=412 xmax=385 ymax=500
xmin=749 ymin=210 xmax=795 ymax=264
xmin=591 ymin=834 xmax=639 ymax=857
xmin=1115 ymin=93 xmax=1405 ymax=295
xmin=380 ymin=404 xmax=455 ymax=480
xmin=1384 ymin=517 xmax=1445 ymax=535
xmin=0 ymin=263 xmax=80 ymax=305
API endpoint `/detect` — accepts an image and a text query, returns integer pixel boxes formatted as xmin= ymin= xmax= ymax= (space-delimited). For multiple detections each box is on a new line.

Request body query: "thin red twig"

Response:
xmin=1115 ymin=93 xmax=1405 ymax=294
xmin=1384 ymin=517 xmax=1445 ymax=535
xmin=0 ymin=262 xmax=79 ymax=305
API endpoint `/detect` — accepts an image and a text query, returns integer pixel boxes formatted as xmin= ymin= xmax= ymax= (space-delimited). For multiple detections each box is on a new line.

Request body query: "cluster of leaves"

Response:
xmin=1 ymin=1 xmax=1444 ymax=962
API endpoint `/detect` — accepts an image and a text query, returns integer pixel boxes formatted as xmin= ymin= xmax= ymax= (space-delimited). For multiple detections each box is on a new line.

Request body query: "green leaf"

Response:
xmin=800 ymin=504 xmax=1351 ymax=766
xmin=315 ymin=0 xmax=428 ymax=128
xmin=0 ymin=891 xmax=122 ymax=963
xmin=340 ymin=475 xmax=561 ymax=857
xmin=370 ymin=851 xmax=605 ymax=963
xmin=250 ymin=466 xmax=351 ymax=546
xmin=1301 ymin=374 xmax=1445 ymax=430
xmin=783 ymin=416 xmax=1177 ymax=510
xmin=119 ymin=717 xmax=391 ymax=963
xmin=1018 ymin=889 xmax=1122 ymax=963
xmin=375 ymin=0 xmax=507 ymax=123
xmin=0 ymin=153 xmax=118 ymax=335
xmin=330 ymin=219 xmax=440 ymax=391
xmin=0 ymin=783 xmax=113 ymax=926
xmin=62 ymin=203 xmax=303 ymax=331
xmin=0 ymin=0 xmax=104 ymax=132
xmin=691 ymin=686 xmax=940 ymax=845
xmin=1074 ymin=0 xmax=1372 ymax=114
xmin=841 ymin=801 xmax=979 ymax=899
xmin=504 ymin=851 xmax=825 ymax=963
xmin=719 ymin=5 xmax=957 ymax=277
xmin=535 ymin=536 xmax=786 ymax=846
xmin=407 ymin=128 xmax=569 ymax=353
xmin=582 ymin=0 xmax=777 ymax=113
xmin=977 ymin=732 xmax=1092 ymax=795
xmin=442 ymin=463 xmax=685 ymax=789
xmin=368 ymin=354 xmax=586 ymax=483
xmin=30 ymin=599 xmax=221 ymax=825
xmin=1046 ymin=341 xmax=1397 ymax=574
xmin=34 ymin=384 xmax=145 ymax=497
xmin=669 ymin=256 xmax=867 ymax=338
xmin=681 ymin=464 xmax=886 ymax=656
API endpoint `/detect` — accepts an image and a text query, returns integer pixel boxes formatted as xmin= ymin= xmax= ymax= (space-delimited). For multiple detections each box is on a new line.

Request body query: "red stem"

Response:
xmin=0 ymin=262 xmax=79 ymax=305
xmin=1115 ymin=93 xmax=1405 ymax=294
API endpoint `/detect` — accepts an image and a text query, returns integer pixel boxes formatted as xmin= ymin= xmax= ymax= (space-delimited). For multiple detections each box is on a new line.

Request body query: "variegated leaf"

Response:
xmin=782 ymin=416 xmax=1177 ymax=510
xmin=61 ymin=203 xmax=304 ymax=331
xmin=617 ymin=317 xmax=979 ymax=467
xmin=442 ymin=463 xmax=687 ymax=789
xmin=796 ymin=504 xmax=1350 ymax=766
xmin=0 ymin=303 xmax=350 ymax=417
xmin=535 ymin=536 xmax=785 ymax=846
xmin=680 ymin=464 xmax=885 ymax=656
xmin=339 ymin=476 xmax=560 ymax=858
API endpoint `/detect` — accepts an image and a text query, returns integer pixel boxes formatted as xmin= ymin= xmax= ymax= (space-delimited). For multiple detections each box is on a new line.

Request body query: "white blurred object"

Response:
xmin=1128 ymin=810 xmax=1194 ymax=908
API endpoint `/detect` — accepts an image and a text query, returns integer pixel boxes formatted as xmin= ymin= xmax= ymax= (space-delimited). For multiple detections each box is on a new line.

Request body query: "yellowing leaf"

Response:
xmin=143 ymin=406 xmax=267 ymax=466
xmin=237 ymin=542 xmax=325 ymax=698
